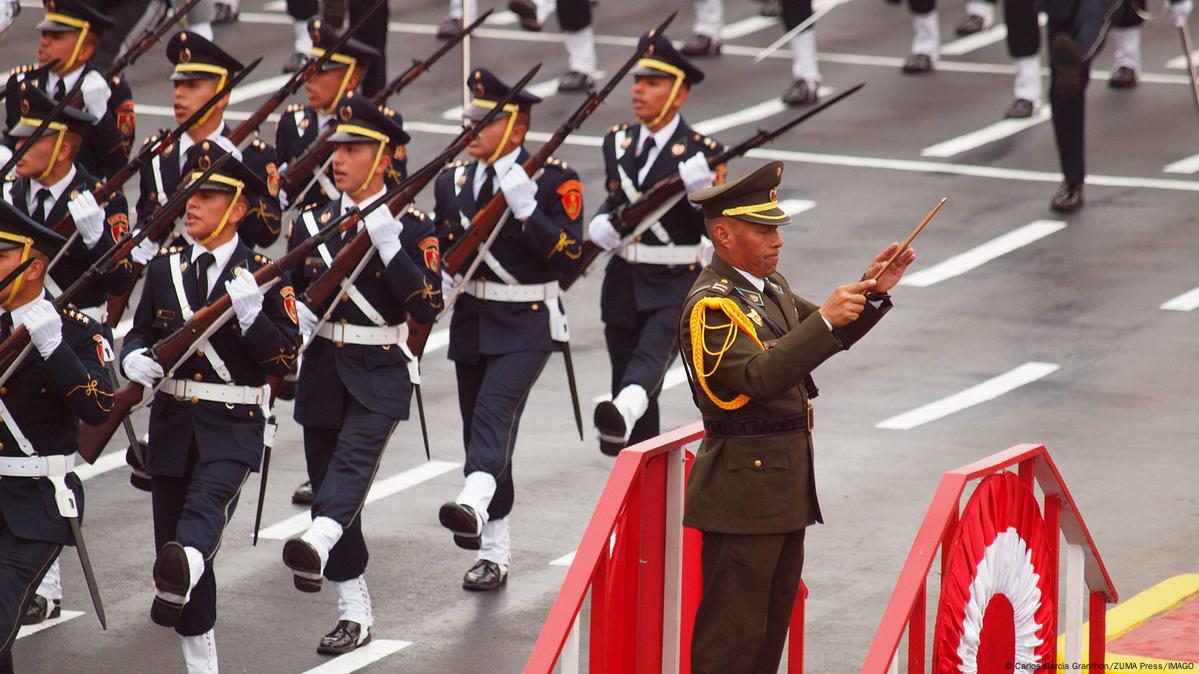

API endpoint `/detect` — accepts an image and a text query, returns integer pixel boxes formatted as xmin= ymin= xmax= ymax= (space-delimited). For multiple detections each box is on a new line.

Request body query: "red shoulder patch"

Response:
xmin=556 ymin=179 xmax=583 ymax=221
xmin=281 ymin=286 xmax=298 ymax=324
xmin=418 ymin=236 xmax=440 ymax=273
xmin=116 ymin=100 xmax=136 ymax=139
xmin=107 ymin=213 xmax=129 ymax=242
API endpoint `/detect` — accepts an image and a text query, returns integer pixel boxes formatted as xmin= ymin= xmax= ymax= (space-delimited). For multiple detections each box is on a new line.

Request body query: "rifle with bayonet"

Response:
xmin=102 ymin=0 xmax=202 ymax=83
xmin=278 ymin=8 xmax=494 ymax=199
xmin=226 ymin=0 xmax=386 ymax=146
xmin=559 ymin=81 xmax=866 ymax=291
xmin=0 ymin=60 xmax=58 ymax=102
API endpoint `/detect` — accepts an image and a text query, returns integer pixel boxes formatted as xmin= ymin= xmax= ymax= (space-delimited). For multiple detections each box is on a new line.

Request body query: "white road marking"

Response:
xmin=488 ymin=10 xmax=520 ymax=26
xmin=940 ymin=13 xmax=1046 ymax=57
xmin=263 ymin=0 xmax=286 ymax=12
xmin=721 ymin=16 xmax=778 ymax=40
xmin=16 ymin=610 xmax=85 ymax=639
xmin=694 ymin=99 xmax=789 ymax=136
xmin=114 ymin=317 xmax=134 ymax=341
xmin=550 ymin=551 xmax=575 ymax=567
xmin=876 ymin=362 xmax=1059 ymax=430
xmin=300 ymin=639 xmax=413 ymax=674
xmin=920 ymin=105 xmax=1052 ymax=158
xmin=424 ymin=329 xmax=450 ymax=355
xmin=898 ymin=220 xmax=1066 ymax=287
xmin=440 ymin=72 xmax=607 ymax=120
xmin=74 ymin=451 xmax=128 ymax=482
xmin=228 ymin=75 xmax=296 ymax=105
xmin=1166 ymin=50 xmax=1199 ymax=70
xmin=258 ymin=461 xmax=461 ymax=540
xmin=1160 ymin=287 xmax=1199 ymax=311
xmin=1162 ymin=152 xmax=1199 ymax=174
xmin=779 ymin=198 xmax=817 ymax=217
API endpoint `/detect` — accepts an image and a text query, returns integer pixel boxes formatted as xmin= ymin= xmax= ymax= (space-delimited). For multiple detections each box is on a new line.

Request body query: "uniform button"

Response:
xmin=382 ymin=344 xmax=391 ymax=350
xmin=634 ymin=235 xmax=642 ymax=243
xmin=689 ymin=264 xmax=696 ymax=271
xmin=193 ymin=373 xmax=203 ymax=382
xmin=0 ymin=442 xmax=4 ymax=451
xmin=753 ymin=459 xmax=763 ymax=469
xmin=531 ymin=303 xmax=540 ymax=311
xmin=248 ymin=410 xmax=254 ymax=418
xmin=0 ymin=387 xmax=6 ymax=395
xmin=190 ymin=396 xmax=199 ymax=404
xmin=196 ymin=349 xmax=205 ymax=357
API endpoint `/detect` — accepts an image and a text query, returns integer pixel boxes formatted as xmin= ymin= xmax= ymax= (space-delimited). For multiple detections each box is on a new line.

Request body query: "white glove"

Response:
xmin=0 ymin=0 xmax=18 ymax=34
xmin=363 ymin=207 xmax=403 ymax=265
xmin=130 ymin=238 xmax=158 ymax=266
xmin=295 ymin=299 xmax=318 ymax=338
xmin=123 ymin=348 xmax=163 ymax=387
xmin=1172 ymin=0 xmax=1192 ymax=27
xmin=80 ymin=71 xmax=111 ymax=122
xmin=499 ymin=165 xmax=538 ymax=221
xmin=67 ymin=191 xmax=105 ymax=248
xmin=441 ymin=270 xmax=456 ymax=298
xmin=21 ymin=299 xmax=62 ymax=359
xmin=0 ymin=145 xmax=11 ymax=167
xmin=225 ymin=271 xmax=264 ymax=332
xmin=678 ymin=154 xmax=715 ymax=195
xmin=587 ymin=213 xmax=622 ymax=251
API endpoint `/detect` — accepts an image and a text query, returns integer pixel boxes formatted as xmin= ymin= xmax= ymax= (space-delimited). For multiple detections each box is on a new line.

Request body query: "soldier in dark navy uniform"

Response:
xmin=1 ymin=0 xmax=136 ymax=182
xmin=280 ymin=93 xmax=441 ymax=655
xmin=120 ymin=143 xmax=298 ymax=673
xmin=275 ymin=18 xmax=382 ymax=215
xmin=432 ymin=68 xmax=585 ymax=592
xmin=587 ymin=33 xmax=724 ymax=457
xmin=135 ymin=31 xmax=283 ymax=251
xmin=0 ymin=201 xmax=113 ymax=674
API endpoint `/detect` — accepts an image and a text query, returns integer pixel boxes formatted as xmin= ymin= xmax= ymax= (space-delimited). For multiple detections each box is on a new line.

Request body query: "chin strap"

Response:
xmin=0 ymin=234 xmax=35 ymax=304
xmin=18 ymin=117 xmax=69 ymax=183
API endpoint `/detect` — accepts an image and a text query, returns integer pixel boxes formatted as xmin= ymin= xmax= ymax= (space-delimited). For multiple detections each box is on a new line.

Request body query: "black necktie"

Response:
xmin=0 ymin=313 xmax=12 ymax=341
xmin=194 ymin=252 xmax=216 ymax=305
xmin=32 ymin=188 xmax=52 ymax=224
xmin=634 ymin=137 xmax=657 ymax=174
xmin=475 ymin=165 xmax=496 ymax=211
xmin=53 ymin=79 xmax=66 ymax=101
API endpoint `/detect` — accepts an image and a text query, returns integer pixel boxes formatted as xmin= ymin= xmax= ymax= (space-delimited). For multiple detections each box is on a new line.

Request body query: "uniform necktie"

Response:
xmin=476 ymin=165 xmax=496 ymax=211
xmin=195 ymin=252 xmax=216 ymax=305
xmin=0 ymin=314 xmax=12 ymax=341
xmin=53 ymin=79 xmax=66 ymax=101
xmin=32 ymin=188 xmax=52 ymax=224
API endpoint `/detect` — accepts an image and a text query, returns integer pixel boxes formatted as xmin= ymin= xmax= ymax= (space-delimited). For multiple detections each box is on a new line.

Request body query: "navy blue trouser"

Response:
xmin=0 ymin=524 xmax=60 ymax=674
xmin=455 ymin=351 xmax=550 ymax=521
xmin=604 ymin=305 xmax=679 ymax=446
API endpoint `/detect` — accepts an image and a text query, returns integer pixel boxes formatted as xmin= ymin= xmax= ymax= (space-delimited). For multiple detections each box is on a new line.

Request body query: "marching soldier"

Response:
xmin=433 ymin=68 xmax=584 ymax=591
xmin=280 ymin=93 xmax=441 ymax=655
xmin=120 ymin=142 xmax=298 ymax=673
xmin=506 ymin=0 xmax=600 ymax=92
xmin=1106 ymin=0 xmax=1192 ymax=89
xmin=679 ymin=162 xmax=915 ymax=673
xmin=136 ymin=30 xmax=283 ymax=250
xmin=0 ymin=201 xmax=114 ymax=674
xmin=1 ymin=0 xmax=136 ymax=181
xmin=587 ymin=33 xmax=723 ymax=456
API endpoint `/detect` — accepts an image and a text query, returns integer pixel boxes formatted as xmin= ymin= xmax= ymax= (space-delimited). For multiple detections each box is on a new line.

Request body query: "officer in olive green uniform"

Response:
xmin=679 ymin=162 xmax=916 ymax=674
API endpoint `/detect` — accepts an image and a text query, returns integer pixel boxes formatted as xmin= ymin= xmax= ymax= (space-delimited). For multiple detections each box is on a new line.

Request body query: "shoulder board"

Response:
xmin=447 ymin=159 xmax=470 ymax=169
xmin=286 ymin=103 xmax=305 ymax=113
xmin=608 ymin=122 xmax=630 ymax=134
xmin=155 ymin=245 xmax=185 ymax=258
xmin=405 ymin=205 xmax=427 ymax=221
xmin=708 ymin=278 xmax=733 ymax=296
xmin=544 ymin=157 xmax=568 ymax=170
xmin=252 ymin=139 xmax=267 ymax=150
xmin=61 ymin=308 xmax=91 ymax=326
xmin=111 ymin=75 xmax=122 ymax=87
xmin=300 ymin=201 xmax=321 ymax=212
xmin=9 ymin=63 xmax=35 ymax=77
xmin=252 ymin=253 xmax=272 ymax=265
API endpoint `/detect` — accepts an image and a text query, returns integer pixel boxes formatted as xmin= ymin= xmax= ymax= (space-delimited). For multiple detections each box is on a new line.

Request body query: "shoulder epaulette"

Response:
xmin=62 ymin=308 xmax=91 ymax=325
xmin=545 ymin=156 xmax=568 ymax=170
xmin=708 ymin=278 xmax=732 ymax=296
xmin=251 ymin=138 xmax=267 ymax=150
xmin=155 ymin=245 xmax=185 ymax=258
xmin=406 ymin=205 xmax=427 ymax=221
xmin=252 ymin=253 xmax=272 ymax=265
xmin=286 ymin=103 xmax=305 ymax=113
xmin=9 ymin=63 xmax=35 ymax=77
xmin=608 ymin=122 xmax=630 ymax=134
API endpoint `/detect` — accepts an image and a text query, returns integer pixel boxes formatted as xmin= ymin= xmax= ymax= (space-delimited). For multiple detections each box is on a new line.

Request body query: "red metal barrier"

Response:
xmin=524 ymin=422 xmax=809 ymax=674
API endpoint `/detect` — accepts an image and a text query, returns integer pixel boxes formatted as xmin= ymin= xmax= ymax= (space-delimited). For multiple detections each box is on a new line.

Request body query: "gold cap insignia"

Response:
xmin=769 ymin=187 xmax=778 ymax=203
xmin=473 ymin=82 xmax=485 ymax=97
xmin=19 ymin=98 xmax=29 ymax=114
xmin=198 ymin=154 xmax=212 ymax=170
xmin=179 ymin=47 xmax=192 ymax=63
xmin=339 ymin=105 xmax=353 ymax=121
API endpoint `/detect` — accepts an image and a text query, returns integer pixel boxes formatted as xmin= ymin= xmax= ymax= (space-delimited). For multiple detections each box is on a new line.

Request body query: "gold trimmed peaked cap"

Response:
xmin=0 ymin=200 xmax=66 ymax=255
xmin=688 ymin=161 xmax=791 ymax=226
xmin=181 ymin=140 xmax=270 ymax=200
xmin=464 ymin=68 xmax=542 ymax=122
xmin=308 ymin=17 xmax=381 ymax=71
xmin=9 ymin=83 xmax=96 ymax=138
xmin=166 ymin=30 xmax=244 ymax=81
xmin=37 ymin=0 xmax=115 ymax=33
xmin=631 ymin=31 xmax=705 ymax=85
xmin=327 ymin=91 xmax=410 ymax=145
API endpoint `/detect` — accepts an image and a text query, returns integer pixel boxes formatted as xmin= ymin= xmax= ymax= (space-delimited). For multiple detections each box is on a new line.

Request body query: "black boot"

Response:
xmin=1050 ymin=182 xmax=1084 ymax=213
xmin=782 ymin=80 xmax=820 ymax=107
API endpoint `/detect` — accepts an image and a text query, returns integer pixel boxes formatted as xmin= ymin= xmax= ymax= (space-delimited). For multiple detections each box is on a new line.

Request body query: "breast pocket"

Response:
xmin=722 ymin=444 xmax=791 ymax=473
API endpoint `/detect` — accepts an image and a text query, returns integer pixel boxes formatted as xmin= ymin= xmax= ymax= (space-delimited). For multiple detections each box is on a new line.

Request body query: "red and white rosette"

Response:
xmin=932 ymin=472 xmax=1055 ymax=674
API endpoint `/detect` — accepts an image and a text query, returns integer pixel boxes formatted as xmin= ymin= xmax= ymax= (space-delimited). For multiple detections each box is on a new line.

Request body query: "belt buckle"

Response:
xmin=333 ymin=320 xmax=347 ymax=348
xmin=806 ymin=399 xmax=814 ymax=431
xmin=171 ymin=380 xmax=187 ymax=401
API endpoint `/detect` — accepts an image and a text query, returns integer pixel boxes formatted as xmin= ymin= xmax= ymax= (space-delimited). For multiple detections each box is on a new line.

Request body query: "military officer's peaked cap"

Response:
xmin=36 ymin=0 xmax=115 ymax=34
xmin=464 ymin=68 xmax=542 ymax=122
xmin=327 ymin=91 xmax=411 ymax=146
xmin=166 ymin=31 xmax=245 ymax=82
xmin=308 ymin=17 xmax=382 ymax=71
xmin=182 ymin=140 xmax=270 ymax=201
xmin=9 ymin=83 xmax=97 ymax=138
xmin=689 ymin=161 xmax=791 ymax=226
xmin=0 ymin=201 xmax=67 ymax=255
xmin=631 ymin=32 xmax=705 ymax=85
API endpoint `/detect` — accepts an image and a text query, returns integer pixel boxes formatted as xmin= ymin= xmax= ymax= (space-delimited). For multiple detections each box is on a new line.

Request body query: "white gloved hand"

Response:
xmin=441 ymin=270 xmax=456 ymax=298
xmin=0 ymin=0 xmax=19 ymax=34
xmin=587 ymin=213 xmax=622 ymax=251
xmin=678 ymin=153 xmax=715 ymax=195
xmin=1172 ymin=0 xmax=1193 ymax=27
xmin=130 ymin=237 xmax=159 ymax=266
xmin=295 ymin=299 xmax=318 ymax=338
xmin=67 ymin=191 xmax=105 ymax=248
xmin=499 ymin=165 xmax=538 ymax=221
xmin=226 ymin=271 xmax=264 ymax=332
xmin=123 ymin=348 xmax=163 ymax=387
xmin=363 ymin=207 xmax=403 ymax=265
xmin=80 ymin=71 xmax=111 ymax=122
xmin=20 ymin=299 xmax=63 ymax=359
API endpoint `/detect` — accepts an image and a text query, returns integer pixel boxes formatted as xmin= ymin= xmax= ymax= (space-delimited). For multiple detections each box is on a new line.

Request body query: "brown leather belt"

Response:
xmin=703 ymin=402 xmax=814 ymax=439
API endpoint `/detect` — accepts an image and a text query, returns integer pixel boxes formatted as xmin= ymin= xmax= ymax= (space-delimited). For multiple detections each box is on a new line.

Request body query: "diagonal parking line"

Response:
xmin=17 ymin=610 xmax=85 ymax=639
xmin=1162 ymin=152 xmax=1199 ymax=174
xmin=1160 ymin=287 xmax=1199 ymax=311
xmin=920 ymin=105 xmax=1052 ymax=158
xmin=876 ymin=362 xmax=1060 ymax=430
xmin=898 ymin=220 xmax=1066 ymax=287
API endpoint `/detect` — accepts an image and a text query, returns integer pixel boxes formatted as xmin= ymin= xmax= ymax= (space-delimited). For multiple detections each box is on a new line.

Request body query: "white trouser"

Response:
xmin=478 ymin=517 xmax=511 ymax=567
xmin=693 ymin=0 xmax=723 ymax=38
xmin=36 ymin=558 xmax=62 ymax=600
xmin=965 ymin=0 xmax=994 ymax=24
xmin=333 ymin=576 xmax=374 ymax=629
xmin=564 ymin=27 xmax=598 ymax=76
xmin=1110 ymin=26 xmax=1142 ymax=72
xmin=181 ymin=630 xmax=218 ymax=674
xmin=790 ymin=30 xmax=820 ymax=84
xmin=1013 ymin=55 xmax=1043 ymax=104
xmin=456 ymin=472 xmax=497 ymax=527
xmin=449 ymin=0 xmax=479 ymax=20
xmin=301 ymin=516 xmax=345 ymax=573
xmin=911 ymin=10 xmax=940 ymax=59
xmin=293 ymin=19 xmax=312 ymax=53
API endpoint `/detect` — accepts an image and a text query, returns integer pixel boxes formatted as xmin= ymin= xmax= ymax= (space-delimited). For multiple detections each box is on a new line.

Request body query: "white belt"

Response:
xmin=315 ymin=321 xmax=409 ymax=346
xmin=617 ymin=243 xmax=704 ymax=266
xmin=165 ymin=379 xmax=269 ymax=405
xmin=462 ymin=279 xmax=561 ymax=303
xmin=0 ymin=454 xmax=75 ymax=477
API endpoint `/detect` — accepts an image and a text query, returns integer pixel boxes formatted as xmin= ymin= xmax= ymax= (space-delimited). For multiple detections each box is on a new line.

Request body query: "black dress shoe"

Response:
xmin=955 ymin=13 xmax=986 ymax=35
xmin=317 ymin=620 xmax=371 ymax=655
xmin=438 ymin=502 xmax=482 ymax=550
xmin=680 ymin=34 xmax=721 ymax=57
xmin=291 ymin=480 xmax=314 ymax=505
xmin=436 ymin=17 xmax=463 ymax=40
xmin=21 ymin=596 xmax=60 ymax=625
xmin=558 ymin=71 xmax=595 ymax=93
xmin=782 ymin=80 xmax=819 ymax=107
xmin=282 ymin=539 xmax=324 ymax=592
xmin=759 ymin=0 xmax=782 ymax=17
xmin=151 ymin=542 xmax=190 ymax=627
xmin=593 ymin=400 xmax=626 ymax=457
xmin=902 ymin=53 xmax=934 ymax=74
xmin=282 ymin=52 xmax=307 ymax=74
xmin=463 ymin=560 xmax=508 ymax=591
xmin=1050 ymin=182 xmax=1084 ymax=213
xmin=508 ymin=0 xmax=543 ymax=31
xmin=1049 ymin=35 xmax=1083 ymax=98
xmin=1108 ymin=66 xmax=1139 ymax=89
xmin=126 ymin=442 xmax=152 ymax=492
xmin=213 ymin=2 xmax=238 ymax=25
xmin=1004 ymin=98 xmax=1035 ymax=118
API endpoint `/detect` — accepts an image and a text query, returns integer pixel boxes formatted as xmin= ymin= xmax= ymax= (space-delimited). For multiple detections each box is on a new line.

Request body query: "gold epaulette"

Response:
xmin=155 ymin=245 xmax=186 ymax=258
xmin=8 ymin=63 xmax=35 ymax=78
xmin=688 ymin=292 xmax=764 ymax=410
xmin=545 ymin=156 xmax=568 ymax=170
xmin=608 ymin=122 xmax=630 ymax=134
xmin=286 ymin=103 xmax=305 ymax=113
xmin=405 ymin=205 xmax=427 ymax=221
xmin=250 ymin=138 xmax=267 ymax=151
xmin=62 ymin=308 xmax=91 ymax=325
